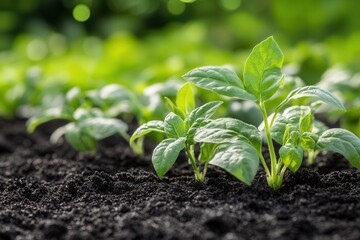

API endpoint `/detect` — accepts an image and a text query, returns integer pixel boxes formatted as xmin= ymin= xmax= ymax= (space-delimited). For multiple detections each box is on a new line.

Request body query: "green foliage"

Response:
xmin=152 ymin=137 xmax=187 ymax=179
xmin=317 ymin=129 xmax=360 ymax=169
xmin=184 ymin=37 xmax=360 ymax=190
xmin=131 ymin=82 xmax=260 ymax=184
xmin=133 ymin=83 xmax=259 ymax=182
xmin=317 ymin=67 xmax=360 ymax=138
xmin=130 ymin=83 xmax=226 ymax=182
xmin=209 ymin=142 xmax=259 ymax=185
xmin=27 ymin=87 xmax=130 ymax=153
xmin=243 ymin=36 xmax=284 ymax=102
xmin=184 ymin=66 xmax=256 ymax=101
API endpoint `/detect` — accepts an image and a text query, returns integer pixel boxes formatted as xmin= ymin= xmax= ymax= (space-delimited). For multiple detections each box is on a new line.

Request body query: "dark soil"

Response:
xmin=0 ymin=119 xmax=359 ymax=240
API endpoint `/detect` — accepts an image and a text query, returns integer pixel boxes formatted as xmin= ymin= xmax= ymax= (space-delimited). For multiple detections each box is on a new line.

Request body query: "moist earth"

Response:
xmin=0 ymin=119 xmax=359 ymax=240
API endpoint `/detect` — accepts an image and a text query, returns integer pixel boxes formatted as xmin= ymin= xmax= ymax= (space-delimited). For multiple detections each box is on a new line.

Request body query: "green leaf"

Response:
xmin=187 ymin=101 xmax=223 ymax=127
xmin=269 ymin=106 xmax=312 ymax=144
xmin=130 ymin=120 xmax=165 ymax=146
xmin=277 ymin=86 xmax=346 ymax=112
xmin=164 ymin=97 xmax=186 ymax=119
xmin=209 ymin=142 xmax=259 ymax=185
xmin=66 ymin=87 xmax=82 ymax=108
xmin=199 ymin=143 xmax=219 ymax=164
xmin=73 ymin=108 xmax=93 ymax=121
xmin=183 ymin=66 xmax=256 ymax=101
xmin=27 ymin=108 xmax=72 ymax=133
xmin=300 ymin=132 xmax=318 ymax=150
xmin=317 ymin=129 xmax=360 ymax=169
xmin=80 ymin=118 xmax=128 ymax=140
xmin=152 ymin=137 xmax=186 ymax=179
xmin=64 ymin=123 xmax=96 ymax=152
xmin=243 ymin=36 xmax=284 ymax=101
xmin=164 ymin=112 xmax=186 ymax=138
xmin=186 ymin=101 xmax=223 ymax=142
xmin=279 ymin=143 xmax=303 ymax=173
xmin=287 ymin=130 xmax=301 ymax=145
xmin=267 ymin=113 xmax=288 ymax=144
xmin=99 ymin=84 xmax=132 ymax=100
xmin=195 ymin=118 xmax=262 ymax=153
xmin=299 ymin=110 xmax=313 ymax=133
xmin=176 ymin=82 xmax=195 ymax=116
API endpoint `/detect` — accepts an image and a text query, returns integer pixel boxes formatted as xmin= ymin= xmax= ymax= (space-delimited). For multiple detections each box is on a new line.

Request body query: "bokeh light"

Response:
xmin=221 ymin=0 xmax=241 ymax=11
xmin=180 ymin=0 xmax=196 ymax=3
xmin=73 ymin=4 xmax=91 ymax=22
xmin=167 ymin=0 xmax=186 ymax=15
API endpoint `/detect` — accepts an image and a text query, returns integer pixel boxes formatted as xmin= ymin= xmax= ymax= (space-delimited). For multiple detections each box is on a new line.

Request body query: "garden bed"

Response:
xmin=0 ymin=119 xmax=359 ymax=240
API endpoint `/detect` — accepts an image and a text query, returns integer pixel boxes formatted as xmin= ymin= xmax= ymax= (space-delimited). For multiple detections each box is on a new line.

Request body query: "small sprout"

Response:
xmin=27 ymin=87 xmax=129 ymax=153
xmin=183 ymin=36 xmax=360 ymax=190
xmin=131 ymin=82 xmax=259 ymax=184
xmin=132 ymin=82 xmax=251 ymax=182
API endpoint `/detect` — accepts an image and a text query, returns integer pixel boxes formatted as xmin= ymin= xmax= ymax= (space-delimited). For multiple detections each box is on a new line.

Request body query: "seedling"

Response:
xmin=183 ymin=37 xmax=360 ymax=190
xmin=131 ymin=83 xmax=259 ymax=183
xmin=27 ymin=87 xmax=129 ymax=153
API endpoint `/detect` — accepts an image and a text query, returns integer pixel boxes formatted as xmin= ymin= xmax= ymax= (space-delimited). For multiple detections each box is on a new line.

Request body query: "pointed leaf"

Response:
xmin=152 ymin=137 xmax=186 ymax=179
xmin=187 ymin=101 xmax=223 ymax=127
xmin=279 ymin=143 xmax=303 ymax=173
xmin=183 ymin=66 xmax=256 ymax=100
xmin=317 ymin=129 xmax=360 ymax=169
xmin=210 ymin=142 xmax=259 ymax=185
xmin=186 ymin=101 xmax=223 ymax=142
xmin=299 ymin=111 xmax=313 ymax=133
xmin=66 ymin=87 xmax=82 ymax=108
xmin=164 ymin=112 xmax=186 ymax=138
xmin=269 ymin=106 xmax=312 ymax=144
xmin=27 ymin=108 xmax=72 ymax=133
xmin=164 ymin=97 xmax=186 ymax=119
xmin=64 ymin=123 xmax=96 ymax=152
xmin=176 ymin=82 xmax=195 ymax=115
xmin=268 ymin=113 xmax=288 ymax=144
xmin=130 ymin=120 xmax=165 ymax=146
xmin=199 ymin=143 xmax=219 ymax=164
xmin=80 ymin=118 xmax=128 ymax=140
xmin=277 ymin=86 xmax=345 ymax=112
xmin=300 ymin=132 xmax=318 ymax=150
xmin=243 ymin=36 xmax=284 ymax=101
xmin=195 ymin=118 xmax=262 ymax=153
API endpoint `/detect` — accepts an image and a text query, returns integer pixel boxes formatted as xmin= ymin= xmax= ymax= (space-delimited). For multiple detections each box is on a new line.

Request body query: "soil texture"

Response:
xmin=0 ymin=119 xmax=359 ymax=240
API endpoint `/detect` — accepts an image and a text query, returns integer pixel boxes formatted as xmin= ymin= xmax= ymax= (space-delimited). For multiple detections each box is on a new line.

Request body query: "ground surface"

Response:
xmin=0 ymin=119 xmax=359 ymax=240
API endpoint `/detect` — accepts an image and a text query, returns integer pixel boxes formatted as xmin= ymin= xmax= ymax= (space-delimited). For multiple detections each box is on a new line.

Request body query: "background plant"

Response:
xmin=27 ymin=87 xmax=130 ymax=153
xmin=316 ymin=67 xmax=360 ymax=137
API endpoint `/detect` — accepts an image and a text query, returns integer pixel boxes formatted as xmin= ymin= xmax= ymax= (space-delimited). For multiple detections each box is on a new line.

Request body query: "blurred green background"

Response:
xmin=0 ymin=0 xmax=359 ymax=129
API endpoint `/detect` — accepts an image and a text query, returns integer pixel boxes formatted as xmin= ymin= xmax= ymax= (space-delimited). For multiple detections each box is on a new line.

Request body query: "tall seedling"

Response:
xmin=183 ymin=37 xmax=360 ymax=190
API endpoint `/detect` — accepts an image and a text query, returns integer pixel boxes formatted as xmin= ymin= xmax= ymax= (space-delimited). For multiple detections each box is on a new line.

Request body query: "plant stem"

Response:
xmin=306 ymin=150 xmax=318 ymax=165
xmin=259 ymin=153 xmax=271 ymax=176
xmin=185 ymin=144 xmax=203 ymax=182
xmin=258 ymin=102 xmax=280 ymax=190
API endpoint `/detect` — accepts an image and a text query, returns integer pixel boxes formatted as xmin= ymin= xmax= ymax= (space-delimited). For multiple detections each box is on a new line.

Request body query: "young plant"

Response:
xmin=130 ymin=83 xmax=260 ymax=184
xmin=183 ymin=36 xmax=360 ymax=190
xmin=27 ymin=87 xmax=129 ymax=153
